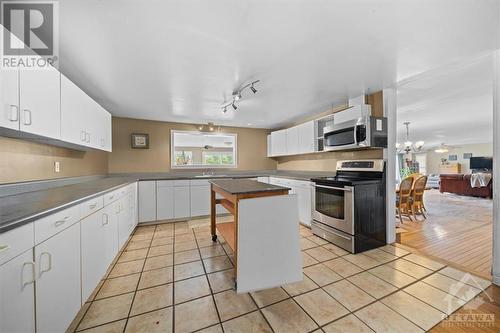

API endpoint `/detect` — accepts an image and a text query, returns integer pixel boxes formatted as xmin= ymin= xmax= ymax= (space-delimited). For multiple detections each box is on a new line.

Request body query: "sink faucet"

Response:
xmin=203 ymin=168 xmax=215 ymax=176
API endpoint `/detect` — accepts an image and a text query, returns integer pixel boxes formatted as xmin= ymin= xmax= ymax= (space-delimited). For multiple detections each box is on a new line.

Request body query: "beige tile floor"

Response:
xmin=67 ymin=219 xmax=491 ymax=333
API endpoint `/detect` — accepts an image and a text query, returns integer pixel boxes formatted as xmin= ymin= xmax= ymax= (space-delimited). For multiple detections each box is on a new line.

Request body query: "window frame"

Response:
xmin=170 ymin=130 xmax=238 ymax=169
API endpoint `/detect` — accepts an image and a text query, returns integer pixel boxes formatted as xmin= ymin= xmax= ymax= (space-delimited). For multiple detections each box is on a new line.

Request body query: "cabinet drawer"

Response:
xmin=80 ymin=196 xmax=104 ymax=219
xmin=190 ymin=179 xmax=210 ymax=186
xmin=0 ymin=222 xmax=34 ymax=266
xmin=34 ymin=205 xmax=81 ymax=244
xmin=103 ymin=189 xmax=121 ymax=206
xmin=157 ymin=180 xmax=174 ymax=188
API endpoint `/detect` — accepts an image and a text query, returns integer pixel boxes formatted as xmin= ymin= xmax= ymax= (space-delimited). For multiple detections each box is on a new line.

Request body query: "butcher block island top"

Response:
xmin=209 ymin=179 xmax=302 ymax=293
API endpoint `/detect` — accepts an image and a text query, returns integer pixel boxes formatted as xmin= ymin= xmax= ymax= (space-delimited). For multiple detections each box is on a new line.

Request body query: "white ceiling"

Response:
xmin=58 ymin=0 xmax=499 ymax=129
xmin=397 ymin=53 xmax=494 ymax=149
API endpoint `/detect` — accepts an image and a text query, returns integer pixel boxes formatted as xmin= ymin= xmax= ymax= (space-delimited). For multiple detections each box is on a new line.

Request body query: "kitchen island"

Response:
xmin=209 ymin=179 xmax=303 ymax=293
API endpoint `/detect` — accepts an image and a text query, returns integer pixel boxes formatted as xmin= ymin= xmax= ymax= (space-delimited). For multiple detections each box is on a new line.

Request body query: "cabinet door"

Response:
xmin=298 ymin=121 xmax=315 ymax=154
xmin=35 ymin=223 xmax=81 ymax=333
xmin=190 ymin=185 xmax=210 ymax=217
xmin=0 ymin=67 xmax=19 ymax=130
xmin=0 ymin=250 xmax=36 ymax=333
xmin=60 ymin=74 xmax=87 ymax=146
xmin=81 ymin=211 xmax=107 ymax=302
xmin=118 ymin=196 xmax=134 ymax=249
xmin=271 ymin=130 xmax=287 ymax=156
xmin=157 ymin=186 xmax=174 ymax=220
xmin=174 ymin=186 xmax=190 ymax=219
xmin=296 ymin=185 xmax=312 ymax=226
xmin=0 ymin=26 xmax=20 ymax=130
xmin=286 ymin=126 xmax=299 ymax=155
xmin=103 ymin=203 xmax=119 ymax=265
xmin=19 ymin=55 xmax=60 ymax=139
xmin=138 ymin=181 xmax=157 ymax=223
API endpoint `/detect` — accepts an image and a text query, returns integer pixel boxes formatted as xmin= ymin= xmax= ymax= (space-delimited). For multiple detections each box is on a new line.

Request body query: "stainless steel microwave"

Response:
xmin=323 ymin=116 xmax=387 ymax=151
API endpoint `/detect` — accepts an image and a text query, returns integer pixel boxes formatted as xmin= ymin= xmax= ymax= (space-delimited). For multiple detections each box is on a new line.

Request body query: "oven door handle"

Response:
xmin=353 ymin=124 xmax=358 ymax=145
xmin=312 ymin=184 xmax=353 ymax=192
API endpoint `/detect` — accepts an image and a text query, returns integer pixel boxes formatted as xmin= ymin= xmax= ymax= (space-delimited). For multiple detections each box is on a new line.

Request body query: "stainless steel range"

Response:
xmin=311 ymin=159 xmax=386 ymax=253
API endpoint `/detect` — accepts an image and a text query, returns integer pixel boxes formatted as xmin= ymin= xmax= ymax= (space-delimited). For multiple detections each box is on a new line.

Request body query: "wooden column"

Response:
xmin=383 ymin=88 xmax=397 ymax=244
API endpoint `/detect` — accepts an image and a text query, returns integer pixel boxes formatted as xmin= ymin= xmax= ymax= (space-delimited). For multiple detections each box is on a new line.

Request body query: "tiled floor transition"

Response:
xmin=67 ymin=218 xmax=493 ymax=333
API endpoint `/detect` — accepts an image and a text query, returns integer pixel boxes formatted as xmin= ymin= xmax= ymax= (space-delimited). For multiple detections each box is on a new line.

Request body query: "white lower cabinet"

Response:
xmin=190 ymin=184 xmax=210 ymax=217
xmin=80 ymin=210 xmax=108 ymax=302
xmin=35 ymin=223 xmax=81 ymax=333
xmin=103 ymin=203 xmax=119 ymax=265
xmin=0 ymin=250 xmax=36 ymax=333
xmin=138 ymin=181 xmax=156 ymax=223
xmin=296 ymin=184 xmax=313 ymax=226
xmin=174 ymin=186 xmax=190 ymax=219
xmin=157 ymin=182 xmax=174 ymax=220
xmin=119 ymin=194 xmax=136 ymax=249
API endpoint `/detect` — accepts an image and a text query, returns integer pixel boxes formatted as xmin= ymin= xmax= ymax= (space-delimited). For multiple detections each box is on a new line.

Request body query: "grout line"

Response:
xmin=192 ymin=226 xmax=226 ymax=333
xmin=122 ymin=225 xmax=156 ymax=333
xmin=72 ymin=221 xmax=487 ymax=333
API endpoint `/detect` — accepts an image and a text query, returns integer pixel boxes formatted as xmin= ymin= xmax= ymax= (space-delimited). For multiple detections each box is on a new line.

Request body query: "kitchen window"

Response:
xmin=171 ymin=130 xmax=237 ymax=168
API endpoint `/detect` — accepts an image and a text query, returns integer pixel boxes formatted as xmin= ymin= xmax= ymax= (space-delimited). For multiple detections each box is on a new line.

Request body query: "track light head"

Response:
xmin=233 ymin=91 xmax=242 ymax=101
xmin=222 ymin=106 xmax=227 ymax=114
xmin=250 ymin=84 xmax=257 ymax=93
xmin=232 ymin=101 xmax=237 ymax=110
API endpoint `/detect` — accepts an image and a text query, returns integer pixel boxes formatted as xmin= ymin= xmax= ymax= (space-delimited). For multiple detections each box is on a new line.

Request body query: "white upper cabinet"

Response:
xmin=269 ymin=120 xmax=315 ymax=157
xmin=19 ymin=54 xmax=60 ymax=139
xmin=270 ymin=129 xmax=287 ymax=156
xmin=298 ymin=121 xmax=315 ymax=154
xmin=0 ymin=26 xmax=20 ymax=131
xmin=286 ymin=126 xmax=299 ymax=155
xmin=0 ymin=66 xmax=19 ymax=131
xmin=61 ymin=74 xmax=112 ymax=151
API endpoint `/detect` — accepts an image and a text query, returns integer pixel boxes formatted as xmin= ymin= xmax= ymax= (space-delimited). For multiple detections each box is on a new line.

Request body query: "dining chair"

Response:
xmin=396 ymin=176 xmax=414 ymax=223
xmin=411 ymin=175 xmax=428 ymax=221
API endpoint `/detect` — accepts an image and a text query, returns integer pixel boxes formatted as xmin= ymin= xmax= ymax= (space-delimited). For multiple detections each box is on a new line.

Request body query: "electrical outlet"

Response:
xmin=54 ymin=161 xmax=60 ymax=173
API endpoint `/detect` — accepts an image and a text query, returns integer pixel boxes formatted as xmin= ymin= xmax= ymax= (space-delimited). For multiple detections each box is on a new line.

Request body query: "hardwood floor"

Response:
xmin=399 ymin=189 xmax=492 ymax=278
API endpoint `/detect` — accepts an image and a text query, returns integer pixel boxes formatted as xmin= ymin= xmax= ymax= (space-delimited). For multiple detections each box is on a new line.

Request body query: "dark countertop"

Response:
xmin=0 ymin=177 xmax=136 ymax=234
xmin=0 ymin=170 xmax=334 ymax=234
xmin=209 ymin=179 xmax=290 ymax=195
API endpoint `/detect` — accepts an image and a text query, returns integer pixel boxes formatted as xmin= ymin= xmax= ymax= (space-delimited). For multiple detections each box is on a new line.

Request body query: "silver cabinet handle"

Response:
xmin=22 ymin=262 xmax=36 ymax=288
xmin=54 ymin=220 xmax=66 ymax=227
xmin=102 ymin=213 xmax=109 ymax=226
xmin=9 ymin=105 xmax=18 ymax=121
xmin=0 ymin=245 xmax=10 ymax=254
xmin=39 ymin=252 xmax=52 ymax=277
xmin=81 ymin=130 xmax=86 ymax=142
xmin=23 ymin=109 xmax=32 ymax=125
xmin=89 ymin=203 xmax=97 ymax=209
xmin=85 ymin=133 xmax=90 ymax=143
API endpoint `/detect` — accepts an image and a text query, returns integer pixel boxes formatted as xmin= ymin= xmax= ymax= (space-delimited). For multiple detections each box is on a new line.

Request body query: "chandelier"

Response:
xmin=396 ymin=122 xmax=424 ymax=154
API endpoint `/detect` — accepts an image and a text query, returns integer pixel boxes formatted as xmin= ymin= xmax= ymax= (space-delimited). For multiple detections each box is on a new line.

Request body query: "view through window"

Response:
xmin=171 ymin=130 xmax=237 ymax=168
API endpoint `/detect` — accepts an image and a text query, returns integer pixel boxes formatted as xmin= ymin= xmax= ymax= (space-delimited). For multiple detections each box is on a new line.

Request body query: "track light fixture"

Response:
xmin=220 ymin=79 xmax=260 ymax=112
xmin=250 ymin=83 xmax=257 ymax=94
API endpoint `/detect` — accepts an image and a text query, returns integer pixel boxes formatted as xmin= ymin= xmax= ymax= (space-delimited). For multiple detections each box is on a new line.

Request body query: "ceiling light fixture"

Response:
xmin=396 ymin=122 xmax=424 ymax=154
xmin=220 ymin=79 xmax=260 ymax=112
xmin=434 ymin=143 xmax=449 ymax=154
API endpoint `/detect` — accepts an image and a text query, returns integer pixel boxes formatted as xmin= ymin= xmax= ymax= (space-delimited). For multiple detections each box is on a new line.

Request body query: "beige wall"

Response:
xmin=0 ymin=136 xmax=108 ymax=184
xmin=107 ymin=117 xmax=276 ymax=173
xmin=426 ymin=143 xmax=493 ymax=175
xmin=276 ymin=149 xmax=384 ymax=171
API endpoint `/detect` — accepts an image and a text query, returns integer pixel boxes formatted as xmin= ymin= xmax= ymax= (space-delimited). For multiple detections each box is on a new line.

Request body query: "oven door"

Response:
xmin=313 ymin=184 xmax=354 ymax=235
